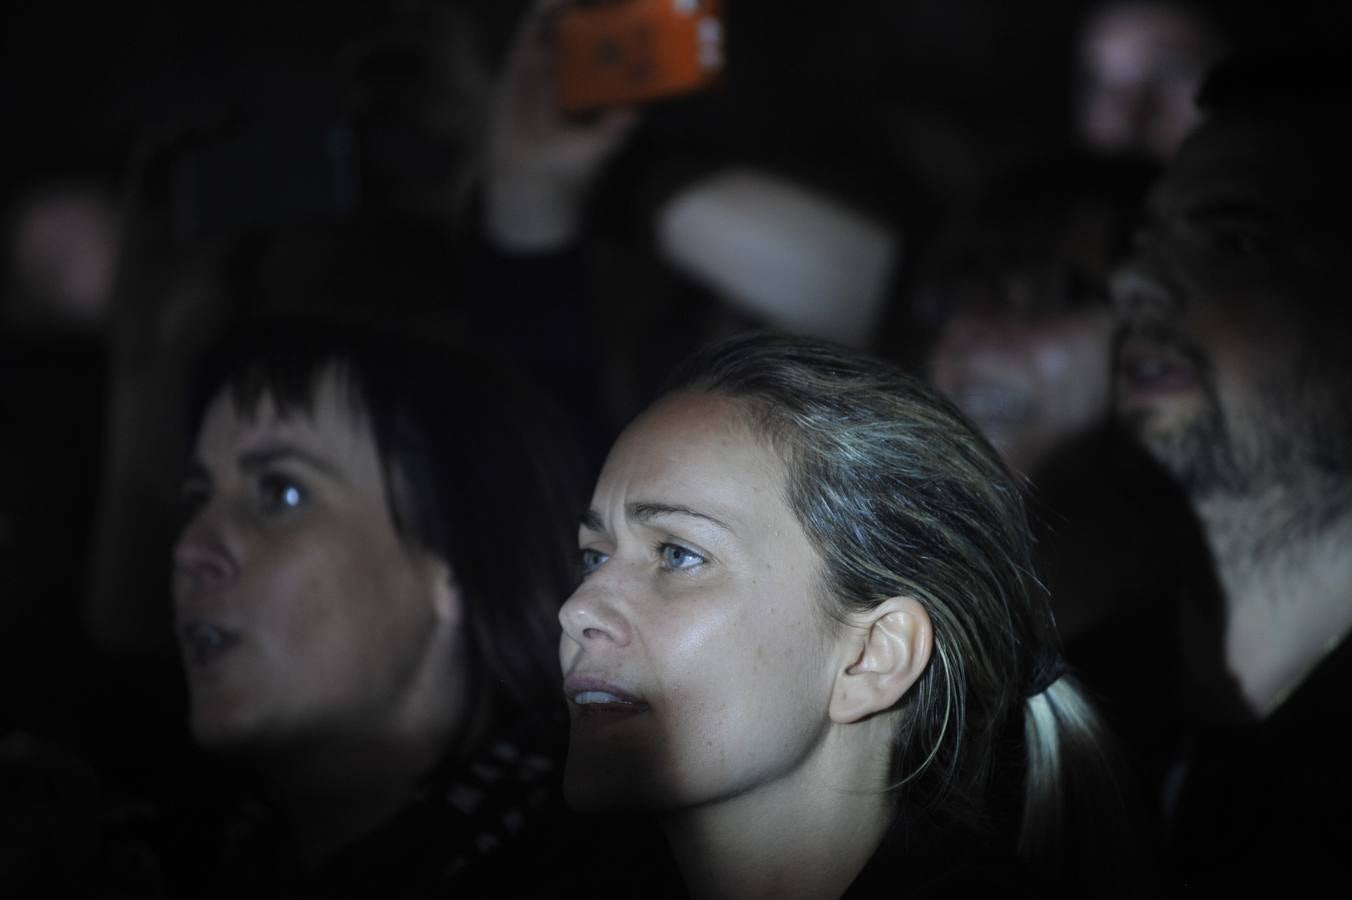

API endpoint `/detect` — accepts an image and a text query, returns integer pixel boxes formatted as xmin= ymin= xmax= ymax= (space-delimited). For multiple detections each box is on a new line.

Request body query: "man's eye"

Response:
xmin=579 ymin=548 xmax=609 ymax=576
xmin=1209 ymin=226 xmax=1276 ymax=257
xmin=659 ymin=543 xmax=706 ymax=571
xmin=1187 ymin=214 xmax=1280 ymax=259
xmin=258 ymin=473 xmax=306 ymax=515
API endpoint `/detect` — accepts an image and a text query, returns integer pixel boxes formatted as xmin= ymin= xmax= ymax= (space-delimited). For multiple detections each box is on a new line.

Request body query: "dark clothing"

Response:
xmin=0 ymin=335 xmax=107 ymax=744
xmin=1032 ymin=424 xmax=1214 ymax=883
xmin=843 ymin=811 xmax=1033 ymax=898
xmin=1164 ymin=631 xmax=1352 ymax=888
xmin=0 ymin=731 xmax=168 ymax=898
xmin=159 ymin=731 xmax=681 ymax=899
xmin=162 ymin=735 xmax=569 ymax=899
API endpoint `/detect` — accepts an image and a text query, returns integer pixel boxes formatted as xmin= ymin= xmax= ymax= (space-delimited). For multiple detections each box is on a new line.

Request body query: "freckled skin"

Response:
xmin=560 ymin=393 xmax=840 ymax=814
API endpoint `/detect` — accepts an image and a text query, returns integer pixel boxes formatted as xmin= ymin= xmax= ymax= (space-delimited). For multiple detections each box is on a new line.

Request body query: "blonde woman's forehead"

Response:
xmin=593 ymin=393 xmax=791 ymax=536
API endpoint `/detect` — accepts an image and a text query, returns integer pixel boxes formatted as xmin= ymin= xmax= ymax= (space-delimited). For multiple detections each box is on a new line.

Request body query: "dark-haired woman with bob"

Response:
xmin=167 ymin=320 xmax=587 ymax=897
xmin=560 ymin=332 xmax=1134 ymax=896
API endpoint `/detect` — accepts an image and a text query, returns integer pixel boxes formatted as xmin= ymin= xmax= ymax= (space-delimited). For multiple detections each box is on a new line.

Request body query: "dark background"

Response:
xmin=4 ymin=0 xmax=1322 ymax=201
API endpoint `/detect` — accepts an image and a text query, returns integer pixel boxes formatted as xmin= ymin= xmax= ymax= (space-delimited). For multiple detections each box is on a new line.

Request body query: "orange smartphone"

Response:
xmin=558 ymin=0 xmax=725 ymax=114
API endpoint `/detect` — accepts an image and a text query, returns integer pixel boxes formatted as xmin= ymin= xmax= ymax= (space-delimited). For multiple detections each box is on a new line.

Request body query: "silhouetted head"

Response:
xmin=1075 ymin=1 xmax=1226 ymax=159
xmin=1113 ymin=52 xmax=1352 ymax=501
xmin=174 ymin=320 xmax=582 ymax=764
xmin=560 ymin=333 xmax=1086 ymax=854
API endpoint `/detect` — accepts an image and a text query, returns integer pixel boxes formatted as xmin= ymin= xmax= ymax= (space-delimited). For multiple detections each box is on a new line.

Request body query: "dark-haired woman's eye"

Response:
xmin=659 ymin=543 xmax=706 ymax=571
xmin=579 ymin=547 xmax=609 ymax=576
xmin=258 ymin=472 xmax=306 ymax=516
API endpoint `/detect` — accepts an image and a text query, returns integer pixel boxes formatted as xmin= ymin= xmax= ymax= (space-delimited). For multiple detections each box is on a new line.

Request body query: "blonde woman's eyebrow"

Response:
xmin=579 ymin=503 xmax=736 ymax=537
xmin=628 ymin=502 xmax=734 ymax=536
xmin=579 ymin=508 xmax=605 ymax=533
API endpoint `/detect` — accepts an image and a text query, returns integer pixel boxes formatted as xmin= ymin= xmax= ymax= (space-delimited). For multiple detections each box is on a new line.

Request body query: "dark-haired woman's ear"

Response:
xmin=829 ymin=597 xmax=932 ymax=724
xmin=422 ymin=558 xmax=464 ymax=629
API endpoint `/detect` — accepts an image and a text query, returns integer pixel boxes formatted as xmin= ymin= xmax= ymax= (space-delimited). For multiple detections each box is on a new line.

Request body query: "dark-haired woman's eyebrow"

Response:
xmin=183 ymin=459 xmax=211 ymax=484
xmin=238 ymin=444 xmax=343 ymax=482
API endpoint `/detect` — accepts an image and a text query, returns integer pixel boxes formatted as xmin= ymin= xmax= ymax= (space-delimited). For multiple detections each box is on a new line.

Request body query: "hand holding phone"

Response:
xmin=558 ymin=0 xmax=725 ymax=114
xmin=486 ymin=0 xmax=642 ymax=251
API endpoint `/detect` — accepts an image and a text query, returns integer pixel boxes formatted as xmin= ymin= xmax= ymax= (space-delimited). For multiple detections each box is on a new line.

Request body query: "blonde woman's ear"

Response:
xmin=829 ymin=596 xmax=933 ymax=724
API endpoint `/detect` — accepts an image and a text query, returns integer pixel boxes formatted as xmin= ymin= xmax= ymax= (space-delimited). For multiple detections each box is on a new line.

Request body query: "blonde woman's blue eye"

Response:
xmin=660 ymin=543 xmax=705 ymax=570
xmin=579 ymin=548 xmax=608 ymax=575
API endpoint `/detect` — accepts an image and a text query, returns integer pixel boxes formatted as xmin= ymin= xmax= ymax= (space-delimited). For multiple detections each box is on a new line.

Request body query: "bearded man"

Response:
xmin=1112 ymin=52 xmax=1352 ymax=885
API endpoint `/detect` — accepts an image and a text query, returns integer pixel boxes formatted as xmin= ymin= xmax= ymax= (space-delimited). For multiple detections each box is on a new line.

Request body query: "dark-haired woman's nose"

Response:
xmin=559 ymin=577 xmax=633 ymax=650
xmin=172 ymin=511 xmax=238 ymax=599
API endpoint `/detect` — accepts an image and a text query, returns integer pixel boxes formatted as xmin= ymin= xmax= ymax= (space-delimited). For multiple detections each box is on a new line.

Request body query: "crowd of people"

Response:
xmin=3 ymin=0 xmax=1348 ymax=895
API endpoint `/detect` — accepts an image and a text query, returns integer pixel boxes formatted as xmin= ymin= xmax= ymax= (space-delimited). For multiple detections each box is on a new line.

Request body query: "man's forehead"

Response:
xmin=1157 ymin=114 xmax=1346 ymax=217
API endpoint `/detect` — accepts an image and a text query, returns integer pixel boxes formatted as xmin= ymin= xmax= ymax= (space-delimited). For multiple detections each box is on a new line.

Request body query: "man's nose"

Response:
xmin=1110 ymin=247 xmax=1182 ymax=322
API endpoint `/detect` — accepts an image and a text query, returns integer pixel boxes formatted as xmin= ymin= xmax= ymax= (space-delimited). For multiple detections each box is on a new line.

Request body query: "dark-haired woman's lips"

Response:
xmin=563 ymin=674 xmax=651 ymax=722
xmin=1116 ymin=337 xmax=1199 ymax=401
xmin=179 ymin=620 xmax=242 ymax=668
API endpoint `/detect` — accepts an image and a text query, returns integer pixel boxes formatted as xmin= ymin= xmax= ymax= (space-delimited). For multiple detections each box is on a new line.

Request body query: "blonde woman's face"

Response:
xmin=559 ymin=392 xmax=839 ymax=814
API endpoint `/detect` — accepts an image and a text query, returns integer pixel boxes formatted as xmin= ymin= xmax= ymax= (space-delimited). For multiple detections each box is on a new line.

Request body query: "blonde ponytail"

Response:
xmin=1020 ymin=674 xmax=1134 ymax=881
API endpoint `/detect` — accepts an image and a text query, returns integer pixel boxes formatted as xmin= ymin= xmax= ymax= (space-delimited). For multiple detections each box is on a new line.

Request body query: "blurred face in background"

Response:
xmin=173 ymin=368 xmax=463 ymax=756
xmin=4 ymin=185 xmax=120 ymax=331
xmin=930 ymin=293 xmax=1113 ymax=477
xmin=1076 ymin=1 xmax=1224 ymax=160
xmin=559 ymin=392 xmax=842 ymax=815
xmin=1112 ymin=113 xmax=1352 ymax=499
xmin=928 ymin=202 xmax=1122 ymax=476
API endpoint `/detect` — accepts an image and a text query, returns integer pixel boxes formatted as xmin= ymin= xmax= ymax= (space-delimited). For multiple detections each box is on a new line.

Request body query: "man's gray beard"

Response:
xmin=1124 ymin=372 xmax=1246 ymax=500
xmin=1131 ymin=361 xmax=1352 ymax=563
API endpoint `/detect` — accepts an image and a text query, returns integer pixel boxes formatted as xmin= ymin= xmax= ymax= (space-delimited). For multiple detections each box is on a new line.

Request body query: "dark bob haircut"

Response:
xmin=187 ymin=318 xmax=586 ymax=751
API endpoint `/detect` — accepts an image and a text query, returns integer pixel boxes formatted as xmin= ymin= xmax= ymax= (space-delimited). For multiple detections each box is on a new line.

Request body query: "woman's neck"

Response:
xmin=659 ymin=729 xmax=895 ymax=900
xmin=258 ymin=728 xmax=452 ymax=870
xmin=263 ymin=629 xmax=470 ymax=868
